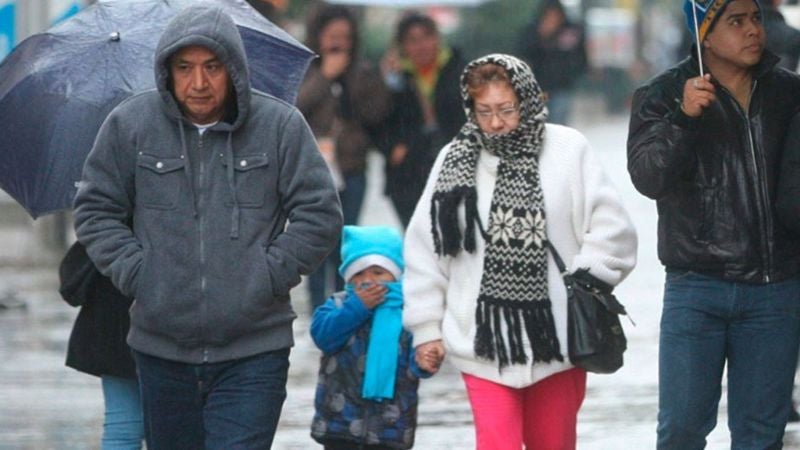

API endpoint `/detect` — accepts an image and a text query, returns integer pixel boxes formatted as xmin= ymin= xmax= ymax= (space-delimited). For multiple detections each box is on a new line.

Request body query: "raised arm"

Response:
xmin=627 ymin=82 xmax=701 ymax=200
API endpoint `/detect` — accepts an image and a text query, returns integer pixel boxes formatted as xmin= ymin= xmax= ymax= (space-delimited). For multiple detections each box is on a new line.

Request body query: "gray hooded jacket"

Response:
xmin=74 ymin=5 xmax=342 ymax=364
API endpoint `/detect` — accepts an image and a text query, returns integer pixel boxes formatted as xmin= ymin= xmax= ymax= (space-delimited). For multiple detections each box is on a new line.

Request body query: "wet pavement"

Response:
xmin=3 ymin=102 xmax=800 ymax=449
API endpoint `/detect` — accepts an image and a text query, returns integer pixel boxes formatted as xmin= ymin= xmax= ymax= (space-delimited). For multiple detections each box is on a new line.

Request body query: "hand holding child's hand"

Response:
xmin=415 ymin=340 xmax=445 ymax=374
xmin=355 ymin=282 xmax=387 ymax=310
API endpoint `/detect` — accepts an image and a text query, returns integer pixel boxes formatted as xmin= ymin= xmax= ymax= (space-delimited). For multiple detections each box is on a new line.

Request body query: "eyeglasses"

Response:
xmin=474 ymin=104 xmax=519 ymax=122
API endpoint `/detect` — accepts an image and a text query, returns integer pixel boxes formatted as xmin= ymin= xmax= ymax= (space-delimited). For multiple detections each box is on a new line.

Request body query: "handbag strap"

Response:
xmin=547 ymin=240 xmax=635 ymax=324
xmin=544 ymin=240 xmax=568 ymax=275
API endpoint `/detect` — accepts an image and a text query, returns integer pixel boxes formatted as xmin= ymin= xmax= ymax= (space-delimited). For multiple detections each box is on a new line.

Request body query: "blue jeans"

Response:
xmin=133 ymin=348 xmax=290 ymax=450
xmin=657 ymin=271 xmax=800 ymax=450
xmin=101 ymin=375 xmax=144 ymax=450
xmin=545 ymin=90 xmax=574 ymax=125
xmin=339 ymin=172 xmax=366 ymax=227
xmin=309 ymin=252 xmax=339 ymax=312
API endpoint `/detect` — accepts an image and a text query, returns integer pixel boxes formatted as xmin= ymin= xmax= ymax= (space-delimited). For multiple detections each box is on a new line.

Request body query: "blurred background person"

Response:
xmin=297 ymin=3 xmax=392 ymax=311
xmin=59 ymin=241 xmax=143 ymax=450
xmin=245 ymin=0 xmax=289 ymax=27
xmin=517 ymin=0 xmax=587 ymax=125
xmin=763 ymin=0 xmax=800 ymax=71
xmin=377 ymin=12 xmax=466 ymax=228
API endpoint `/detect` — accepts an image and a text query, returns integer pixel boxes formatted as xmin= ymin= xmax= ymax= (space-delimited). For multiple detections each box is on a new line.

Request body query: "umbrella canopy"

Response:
xmin=0 ymin=0 xmax=314 ymax=219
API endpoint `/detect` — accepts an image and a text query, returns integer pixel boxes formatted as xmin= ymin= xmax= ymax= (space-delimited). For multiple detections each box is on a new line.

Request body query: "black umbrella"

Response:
xmin=0 ymin=0 xmax=314 ymax=219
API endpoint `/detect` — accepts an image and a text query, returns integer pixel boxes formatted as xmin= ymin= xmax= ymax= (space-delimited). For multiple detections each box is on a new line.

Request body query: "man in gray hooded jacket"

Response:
xmin=73 ymin=5 xmax=342 ymax=449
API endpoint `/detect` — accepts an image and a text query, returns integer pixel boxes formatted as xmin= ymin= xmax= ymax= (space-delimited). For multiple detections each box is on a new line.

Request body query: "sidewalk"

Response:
xmin=2 ymin=98 xmax=800 ymax=449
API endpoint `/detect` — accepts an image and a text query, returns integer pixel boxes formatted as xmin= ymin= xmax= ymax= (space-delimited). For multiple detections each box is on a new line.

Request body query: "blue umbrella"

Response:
xmin=0 ymin=0 xmax=314 ymax=219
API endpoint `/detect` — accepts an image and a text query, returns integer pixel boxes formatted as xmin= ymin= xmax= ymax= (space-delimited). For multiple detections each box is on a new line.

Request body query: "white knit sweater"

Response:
xmin=402 ymin=124 xmax=638 ymax=388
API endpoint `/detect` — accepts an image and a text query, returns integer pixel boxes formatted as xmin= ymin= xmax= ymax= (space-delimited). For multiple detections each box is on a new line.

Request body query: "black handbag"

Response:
xmin=545 ymin=241 xmax=630 ymax=374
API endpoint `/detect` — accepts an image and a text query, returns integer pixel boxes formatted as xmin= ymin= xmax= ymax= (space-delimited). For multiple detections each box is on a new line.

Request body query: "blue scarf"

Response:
xmin=347 ymin=281 xmax=404 ymax=401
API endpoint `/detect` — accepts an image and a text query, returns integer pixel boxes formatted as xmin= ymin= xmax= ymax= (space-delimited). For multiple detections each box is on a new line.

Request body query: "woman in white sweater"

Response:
xmin=402 ymin=54 xmax=637 ymax=450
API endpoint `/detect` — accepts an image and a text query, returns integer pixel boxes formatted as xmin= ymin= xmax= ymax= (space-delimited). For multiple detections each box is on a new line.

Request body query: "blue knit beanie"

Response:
xmin=683 ymin=0 xmax=761 ymax=42
xmin=339 ymin=226 xmax=405 ymax=282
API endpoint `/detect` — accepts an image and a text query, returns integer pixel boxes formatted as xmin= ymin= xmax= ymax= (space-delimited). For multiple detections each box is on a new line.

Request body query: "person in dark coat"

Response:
xmin=297 ymin=4 xmax=392 ymax=310
xmin=763 ymin=0 xmax=800 ymax=71
xmin=777 ymin=113 xmax=800 ymax=247
xmin=377 ymin=12 xmax=466 ymax=228
xmin=627 ymin=0 xmax=800 ymax=448
xmin=59 ymin=241 xmax=143 ymax=449
xmin=776 ymin=109 xmax=800 ymax=425
xmin=517 ymin=0 xmax=588 ymax=125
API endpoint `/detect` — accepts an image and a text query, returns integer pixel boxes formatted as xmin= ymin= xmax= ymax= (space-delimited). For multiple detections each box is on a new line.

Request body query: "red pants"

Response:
xmin=462 ymin=368 xmax=586 ymax=450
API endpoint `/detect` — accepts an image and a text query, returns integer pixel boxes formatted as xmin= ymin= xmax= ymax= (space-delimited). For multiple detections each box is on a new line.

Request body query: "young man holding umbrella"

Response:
xmin=627 ymin=0 xmax=800 ymax=448
xmin=73 ymin=5 xmax=342 ymax=449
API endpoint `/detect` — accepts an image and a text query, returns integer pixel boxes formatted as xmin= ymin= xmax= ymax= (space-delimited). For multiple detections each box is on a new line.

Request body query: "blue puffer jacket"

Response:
xmin=310 ymin=291 xmax=427 ymax=449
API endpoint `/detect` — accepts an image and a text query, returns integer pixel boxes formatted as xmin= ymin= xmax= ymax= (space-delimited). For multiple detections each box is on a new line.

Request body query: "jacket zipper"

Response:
xmin=736 ymin=80 xmax=773 ymax=282
xmin=198 ymin=132 xmax=210 ymax=362
xmin=750 ymin=83 xmax=773 ymax=283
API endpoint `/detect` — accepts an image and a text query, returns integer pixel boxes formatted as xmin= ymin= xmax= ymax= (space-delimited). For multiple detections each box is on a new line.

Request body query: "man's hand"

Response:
xmin=681 ymin=74 xmax=716 ymax=118
xmin=415 ymin=340 xmax=445 ymax=374
xmin=354 ymin=282 xmax=387 ymax=310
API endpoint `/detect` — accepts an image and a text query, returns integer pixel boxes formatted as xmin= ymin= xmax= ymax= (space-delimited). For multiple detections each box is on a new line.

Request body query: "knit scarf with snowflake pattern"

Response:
xmin=430 ymin=54 xmax=562 ymax=369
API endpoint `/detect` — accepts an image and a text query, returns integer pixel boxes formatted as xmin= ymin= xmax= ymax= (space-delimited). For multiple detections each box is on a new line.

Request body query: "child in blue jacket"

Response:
xmin=310 ymin=225 xmax=432 ymax=450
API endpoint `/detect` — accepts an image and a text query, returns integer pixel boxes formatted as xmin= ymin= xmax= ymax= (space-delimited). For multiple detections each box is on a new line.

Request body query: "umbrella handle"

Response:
xmin=691 ymin=0 xmax=705 ymax=77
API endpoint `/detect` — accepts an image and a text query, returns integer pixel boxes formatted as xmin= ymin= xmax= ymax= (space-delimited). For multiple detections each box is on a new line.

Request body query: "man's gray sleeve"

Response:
xmin=73 ymin=113 xmax=142 ymax=297
xmin=266 ymin=109 xmax=343 ymax=296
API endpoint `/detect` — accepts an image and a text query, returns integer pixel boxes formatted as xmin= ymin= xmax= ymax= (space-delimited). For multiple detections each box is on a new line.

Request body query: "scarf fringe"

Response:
xmin=474 ymin=296 xmax=563 ymax=369
xmin=432 ymin=187 xmax=481 ymax=256
xmin=523 ymin=305 xmax=564 ymax=363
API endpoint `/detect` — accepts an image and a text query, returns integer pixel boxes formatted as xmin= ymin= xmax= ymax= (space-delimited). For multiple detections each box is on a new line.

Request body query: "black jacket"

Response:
xmin=627 ymin=51 xmax=800 ymax=283
xmin=517 ymin=21 xmax=587 ymax=93
xmin=377 ymin=49 xmax=466 ymax=204
xmin=777 ymin=113 xmax=800 ymax=235
xmin=60 ymin=241 xmax=136 ymax=378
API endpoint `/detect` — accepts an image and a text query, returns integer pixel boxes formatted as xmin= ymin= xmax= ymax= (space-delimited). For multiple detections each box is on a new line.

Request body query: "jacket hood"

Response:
xmin=154 ymin=4 xmax=250 ymax=130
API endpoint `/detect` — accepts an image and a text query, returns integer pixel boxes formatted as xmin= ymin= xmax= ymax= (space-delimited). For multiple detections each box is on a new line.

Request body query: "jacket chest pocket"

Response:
xmin=136 ymin=154 xmax=186 ymax=210
xmin=221 ymin=154 xmax=270 ymax=208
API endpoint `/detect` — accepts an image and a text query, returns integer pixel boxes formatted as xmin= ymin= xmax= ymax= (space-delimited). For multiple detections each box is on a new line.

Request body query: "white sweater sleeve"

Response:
xmin=402 ymin=145 xmax=452 ymax=347
xmin=568 ymin=133 xmax=638 ymax=286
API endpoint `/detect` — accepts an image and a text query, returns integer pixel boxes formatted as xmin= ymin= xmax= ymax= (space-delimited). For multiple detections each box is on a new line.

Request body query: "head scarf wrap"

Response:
xmin=430 ymin=53 xmax=562 ymax=369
